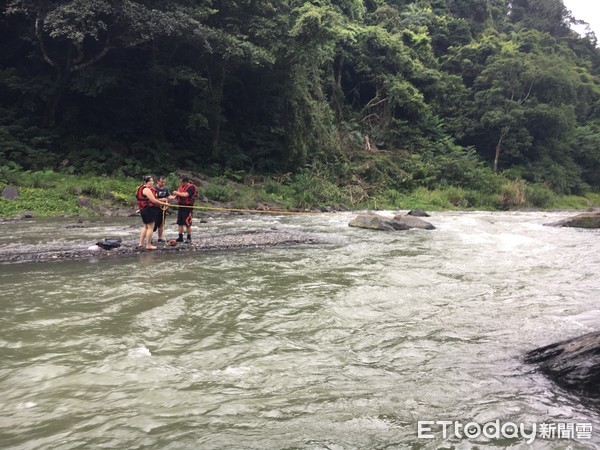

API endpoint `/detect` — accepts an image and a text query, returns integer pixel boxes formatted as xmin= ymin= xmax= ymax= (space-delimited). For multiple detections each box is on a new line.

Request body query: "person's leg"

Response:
xmin=176 ymin=208 xmax=185 ymax=242
xmin=146 ymin=223 xmax=157 ymax=249
xmin=185 ymin=211 xmax=193 ymax=242
xmin=139 ymin=226 xmax=146 ymax=247
xmin=155 ymin=208 xmax=165 ymax=242
xmin=139 ymin=209 xmax=150 ymax=246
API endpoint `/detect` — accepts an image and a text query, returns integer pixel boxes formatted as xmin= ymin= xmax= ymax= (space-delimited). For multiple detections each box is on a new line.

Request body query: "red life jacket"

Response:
xmin=136 ymin=184 xmax=157 ymax=209
xmin=177 ymin=183 xmax=198 ymax=206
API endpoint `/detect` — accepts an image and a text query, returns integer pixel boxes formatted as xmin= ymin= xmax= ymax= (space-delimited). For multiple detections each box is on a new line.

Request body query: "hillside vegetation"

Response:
xmin=1 ymin=0 xmax=599 ymax=215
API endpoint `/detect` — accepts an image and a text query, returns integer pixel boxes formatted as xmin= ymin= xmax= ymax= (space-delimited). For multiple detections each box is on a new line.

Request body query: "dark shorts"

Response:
xmin=177 ymin=207 xmax=193 ymax=227
xmin=153 ymin=209 xmax=164 ymax=231
xmin=141 ymin=206 xmax=160 ymax=225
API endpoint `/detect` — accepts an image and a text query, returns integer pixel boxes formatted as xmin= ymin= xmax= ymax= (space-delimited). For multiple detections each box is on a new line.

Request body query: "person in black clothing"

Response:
xmin=153 ymin=176 xmax=174 ymax=242
xmin=136 ymin=176 xmax=170 ymax=250
xmin=173 ymin=176 xmax=198 ymax=243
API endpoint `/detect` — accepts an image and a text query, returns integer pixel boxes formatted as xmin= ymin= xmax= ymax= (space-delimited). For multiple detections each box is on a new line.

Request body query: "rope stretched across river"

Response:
xmin=162 ymin=203 xmax=329 ymax=215
xmin=158 ymin=202 xmax=334 ymax=236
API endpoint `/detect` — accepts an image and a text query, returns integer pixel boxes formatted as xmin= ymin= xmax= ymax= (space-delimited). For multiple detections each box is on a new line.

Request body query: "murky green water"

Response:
xmin=1 ymin=211 xmax=599 ymax=449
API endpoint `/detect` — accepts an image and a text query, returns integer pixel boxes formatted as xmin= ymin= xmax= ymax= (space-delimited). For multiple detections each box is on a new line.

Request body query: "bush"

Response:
xmin=525 ymin=184 xmax=554 ymax=208
xmin=499 ymin=179 xmax=526 ymax=209
xmin=289 ymin=170 xmax=346 ymax=209
xmin=204 ymin=183 xmax=235 ymax=202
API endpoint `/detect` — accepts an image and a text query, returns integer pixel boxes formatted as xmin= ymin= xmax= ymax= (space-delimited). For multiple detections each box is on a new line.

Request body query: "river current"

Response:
xmin=0 ymin=211 xmax=599 ymax=449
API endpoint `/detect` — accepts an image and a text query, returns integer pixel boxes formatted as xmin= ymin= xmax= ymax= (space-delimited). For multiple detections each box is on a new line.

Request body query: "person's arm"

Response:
xmin=173 ymin=190 xmax=189 ymax=198
xmin=143 ymin=188 xmax=169 ymax=206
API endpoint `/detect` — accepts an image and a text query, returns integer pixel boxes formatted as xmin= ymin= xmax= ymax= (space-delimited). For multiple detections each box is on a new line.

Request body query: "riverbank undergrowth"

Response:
xmin=0 ymin=167 xmax=598 ymax=218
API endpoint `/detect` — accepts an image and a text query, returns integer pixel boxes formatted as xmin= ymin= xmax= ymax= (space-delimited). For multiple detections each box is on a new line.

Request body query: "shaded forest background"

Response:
xmin=1 ymin=0 xmax=599 ymax=208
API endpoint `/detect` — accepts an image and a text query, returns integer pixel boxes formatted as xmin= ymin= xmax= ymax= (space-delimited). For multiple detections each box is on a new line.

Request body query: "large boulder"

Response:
xmin=349 ymin=214 xmax=409 ymax=231
xmin=2 ymin=185 xmax=19 ymax=200
xmin=392 ymin=215 xmax=436 ymax=230
xmin=349 ymin=214 xmax=434 ymax=231
xmin=544 ymin=209 xmax=600 ymax=228
xmin=525 ymin=331 xmax=600 ymax=398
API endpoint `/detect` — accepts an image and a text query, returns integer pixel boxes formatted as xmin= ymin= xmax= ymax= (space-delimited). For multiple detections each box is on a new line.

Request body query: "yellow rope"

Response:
xmin=163 ymin=203 xmax=599 ymax=220
xmin=167 ymin=203 xmax=333 ymax=216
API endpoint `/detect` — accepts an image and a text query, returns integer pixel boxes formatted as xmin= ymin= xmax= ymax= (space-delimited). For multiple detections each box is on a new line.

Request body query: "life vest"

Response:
xmin=177 ymin=183 xmax=198 ymax=206
xmin=136 ymin=184 xmax=157 ymax=210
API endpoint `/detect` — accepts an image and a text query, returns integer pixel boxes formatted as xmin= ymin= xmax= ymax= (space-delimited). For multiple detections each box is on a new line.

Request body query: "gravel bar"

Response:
xmin=0 ymin=230 xmax=322 ymax=264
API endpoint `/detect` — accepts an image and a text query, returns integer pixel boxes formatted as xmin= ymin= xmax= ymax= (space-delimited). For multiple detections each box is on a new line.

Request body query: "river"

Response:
xmin=0 ymin=211 xmax=599 ymax=449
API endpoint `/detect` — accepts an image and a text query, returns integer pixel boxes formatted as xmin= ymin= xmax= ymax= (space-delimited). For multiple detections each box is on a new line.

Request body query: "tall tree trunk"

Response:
xmin=332 ymin=54 xmax=344 ymax=122
xmin=43 ymin=71 xmax=68 ymax=128
xmin=494 ymin=126 xmax=509 ymax=173
xmin=209 ymin=63 xmax=226 ymax=160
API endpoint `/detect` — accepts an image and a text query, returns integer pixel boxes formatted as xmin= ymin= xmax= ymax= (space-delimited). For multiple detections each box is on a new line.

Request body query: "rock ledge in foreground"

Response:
xmin=544 ymin=209 xmax=600 ymax=228
xmin=525 ymin=331 xmax=600 ymax=397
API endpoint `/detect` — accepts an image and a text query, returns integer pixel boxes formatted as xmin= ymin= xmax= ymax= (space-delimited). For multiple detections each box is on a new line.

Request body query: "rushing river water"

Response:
xmin=0 ymin=211 xmax=599 ymax=449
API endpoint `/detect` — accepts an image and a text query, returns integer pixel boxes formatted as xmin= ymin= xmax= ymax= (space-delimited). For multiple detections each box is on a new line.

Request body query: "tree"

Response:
xmin=5 ymin=0 xmax=213 ymax=127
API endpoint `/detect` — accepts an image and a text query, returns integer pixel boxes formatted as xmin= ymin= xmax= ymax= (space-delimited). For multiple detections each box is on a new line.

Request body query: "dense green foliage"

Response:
xmin=1 ymin=0 xmax=599 ymax=211
xmin=1 ymin=167 xmax=599 ymax=218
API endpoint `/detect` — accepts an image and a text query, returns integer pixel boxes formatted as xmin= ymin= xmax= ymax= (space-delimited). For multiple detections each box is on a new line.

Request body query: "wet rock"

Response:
xmin=525 ymin=331 xmax=600 ymax=398
xmin=0 ymin=211 xmax=35 ymax=222
xmin=349 ymin=214 xmax=410 ymax=231
xmin=2 ymin=185 xmax=19 ymax=200
xmin=392 ymin=215 xmax=436 ymax=230
xmin=349 ymin=213 xmax=435 ymax=231
xmin=407 ymin=209 xmax=430 ymax=217
xmin=96 ymin=237 xmax=123 ymax=250
xmin=92 ymin=205 xmax=133 ymax=217
xmin=18 ymin=211 xmax=35 ymax=220
xmin=544 ymin=210 xmax=600 ymax=228
xmin=77 ymin=196 xmax=91 ymax=208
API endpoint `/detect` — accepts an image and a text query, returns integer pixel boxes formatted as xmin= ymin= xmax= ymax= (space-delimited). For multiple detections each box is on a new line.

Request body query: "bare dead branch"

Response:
xmin=35 ymin=16 xmax=57 ymax=69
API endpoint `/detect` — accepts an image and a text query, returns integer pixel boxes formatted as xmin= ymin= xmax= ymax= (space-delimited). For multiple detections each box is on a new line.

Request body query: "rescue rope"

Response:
xmin=162 ymin=203 xmax=336 ymax=216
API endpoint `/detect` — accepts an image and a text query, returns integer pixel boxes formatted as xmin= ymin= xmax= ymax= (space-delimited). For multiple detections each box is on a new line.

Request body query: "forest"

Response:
xmin=1 ymin=0 xmax=599 ymax=211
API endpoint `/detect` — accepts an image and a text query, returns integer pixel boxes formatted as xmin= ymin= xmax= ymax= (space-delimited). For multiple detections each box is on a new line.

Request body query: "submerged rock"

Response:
xmin=544 ymin=209 xmax=600 ymax=228
xmin=348 ymin=213 xmax=435 ymax=231
xmin=407 ymin=209 xmax=430 ymax=217
xmin=525 ymin=331 xmax=600 ymax=398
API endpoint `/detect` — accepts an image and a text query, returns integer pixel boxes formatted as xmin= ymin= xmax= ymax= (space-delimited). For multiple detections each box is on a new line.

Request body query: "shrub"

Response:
xmin=499 ymin=179 xmax=526 ymax=209
xmin=525 ymin=184 xmax=554 ymax=208
xmin=204 ymin=183 xmax=235 ymax=202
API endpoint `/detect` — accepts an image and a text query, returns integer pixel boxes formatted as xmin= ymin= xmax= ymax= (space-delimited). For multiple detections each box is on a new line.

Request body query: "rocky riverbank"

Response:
xmin=0 ymin=229 xmax=322 ymax=264
xmin=525 ymin=331 xmax=600 ymax=402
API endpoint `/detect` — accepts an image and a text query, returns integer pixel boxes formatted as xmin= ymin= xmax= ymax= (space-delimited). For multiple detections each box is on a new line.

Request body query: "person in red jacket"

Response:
xmin=172 ymin=176 xmax=198 ymax=243
xmin=136 ymin=176 xmax=170 ymax=249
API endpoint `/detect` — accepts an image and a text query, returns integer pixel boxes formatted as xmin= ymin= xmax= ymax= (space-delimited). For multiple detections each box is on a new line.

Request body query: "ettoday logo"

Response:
xmin=417 ymin=420 xmax=593 ymax=444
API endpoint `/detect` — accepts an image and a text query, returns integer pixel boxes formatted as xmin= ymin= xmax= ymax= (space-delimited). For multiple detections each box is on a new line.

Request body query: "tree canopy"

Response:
xmin=1 ymin=0 xmax=599 ymax=195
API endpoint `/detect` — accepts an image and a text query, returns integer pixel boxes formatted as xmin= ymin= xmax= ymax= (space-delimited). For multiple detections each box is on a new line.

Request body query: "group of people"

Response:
xmin=136 ymin=175 xmax=198 ymax=250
